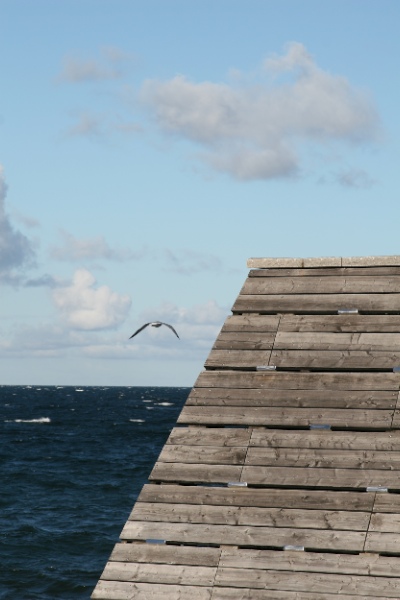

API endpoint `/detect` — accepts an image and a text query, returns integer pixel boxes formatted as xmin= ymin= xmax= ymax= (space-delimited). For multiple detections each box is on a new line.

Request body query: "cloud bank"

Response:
xmin=52 ymin=268 xmax=131 ymax=330
xmin=141 ymin=42 xmax=380 ymax=181
xmin=0 ymin=167 xmax=36 ymax=284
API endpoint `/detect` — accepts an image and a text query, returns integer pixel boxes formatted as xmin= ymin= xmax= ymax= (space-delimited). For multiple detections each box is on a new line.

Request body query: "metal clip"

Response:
xmin=366 ymin=486 xmax=388 ymax=493
xmin=284 ymin=545 xmax=305 ymax=551
xmin=310 ymin=424 xmax=331 ymax=430
xmin=256 ymin=365 xmax=276 ymax=371
xmin=393 ymin=367 xmax=400 ymax=373
xmin=146 ymin=539 xmax=166 ymax=544
xmin=337 ymin=309 xmax=359 ymax=314
xmin=227 ymin=482 xmax=248 ymax=488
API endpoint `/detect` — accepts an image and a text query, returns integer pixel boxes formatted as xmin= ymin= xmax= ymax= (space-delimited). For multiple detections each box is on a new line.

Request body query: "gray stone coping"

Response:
xmin=247 ymin=256 xmax=400 ymax=269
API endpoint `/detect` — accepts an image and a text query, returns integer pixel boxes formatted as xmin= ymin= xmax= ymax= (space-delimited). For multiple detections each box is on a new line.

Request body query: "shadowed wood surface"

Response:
xmin=92 ymin=257 xmax=400 ymax=599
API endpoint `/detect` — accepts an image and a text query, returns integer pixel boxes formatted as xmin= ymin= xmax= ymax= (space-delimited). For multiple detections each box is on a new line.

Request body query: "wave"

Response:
xmin=129 ymin=419 xmax=145 ymax=423
xmin=8 ymin=417 xmax=51 ymax=424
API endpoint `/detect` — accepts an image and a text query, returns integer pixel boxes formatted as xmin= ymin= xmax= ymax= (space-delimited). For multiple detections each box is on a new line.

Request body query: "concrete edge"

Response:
xmin=247 ymin=256 xmax=400 ymax=269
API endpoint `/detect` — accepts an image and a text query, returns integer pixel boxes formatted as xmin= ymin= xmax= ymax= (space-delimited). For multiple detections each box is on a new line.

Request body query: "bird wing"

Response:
xmin=129 ymin=323 xmax=150 ymax=339
xmin=162 ymin=322 xmax=180 ymax=338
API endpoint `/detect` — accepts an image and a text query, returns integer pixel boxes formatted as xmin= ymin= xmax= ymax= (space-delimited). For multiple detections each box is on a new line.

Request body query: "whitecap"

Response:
xmin=157 ymin=402 xmax=174 ymax=406
xmin=129 ymin=419 xmax=145 ymax=423
xmin=11 ymin=417 xmax=51 ymax=424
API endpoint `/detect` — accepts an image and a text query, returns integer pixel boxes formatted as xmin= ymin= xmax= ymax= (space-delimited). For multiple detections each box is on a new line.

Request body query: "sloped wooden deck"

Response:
xmin=92 ymin=256 xmax=400 ymax=599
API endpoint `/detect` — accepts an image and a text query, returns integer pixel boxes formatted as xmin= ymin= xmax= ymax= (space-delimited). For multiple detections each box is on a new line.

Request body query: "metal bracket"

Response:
xmin=284 ymin=545 xmax=305 ymax=551
xmin=366 ymin=486 xmax=388 ymax=493
xmin=146 ymin=539 xmax=166 ymax=544
xmin=337 ymin=309 xmax=359 ymax=315
xmin=256 ymin=365 xmax=276 ymax=371
xmin=310 ymin=424 xmax=331 ymax=430
xmin=227 ymin=482 xmax=248 ymax=488
xmin=393 ymin=367 xmax=400 ymax=373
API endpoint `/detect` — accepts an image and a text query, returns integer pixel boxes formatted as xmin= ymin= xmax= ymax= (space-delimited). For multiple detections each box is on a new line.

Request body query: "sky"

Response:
xmin=1 ymin=0 xmax=400 ymax=386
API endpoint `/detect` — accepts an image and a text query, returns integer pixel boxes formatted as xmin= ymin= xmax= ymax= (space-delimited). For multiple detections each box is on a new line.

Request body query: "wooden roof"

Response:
xmin=92 ymin=256 xmax=400 ymax=599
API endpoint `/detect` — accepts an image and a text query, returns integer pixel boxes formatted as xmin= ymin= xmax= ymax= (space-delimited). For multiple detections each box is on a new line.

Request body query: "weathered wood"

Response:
xmin=92 ymin=258 xmax=400 ymax=600
xmin=149 ymin=462 xmax=242 ymax=483
xmin=138 ymin=485 xmax=373 ymax=511
xmin=155 ymin=445 xmax=247 ymax=465
xmin=100 ymin=561 xmax=216 ymax=586
xmin=274 ymin=332 xmax=400 ymax=351
xmin=279 ymin=314 xmax=400 ymax=332
xmin=221 ymin=315 xmax=281 ymax=332
xmin=241 ymin=275 xmax=400 ymax=295
xmin=130 ymin=502 xmax=370 ymax=531
xmin=241 ymin=465 xmax=400 ymax=489
xmin=120 ymin=521 xmax=367 ymax=552
xmin=250 ymin=429 xmax=400 ymax=451
xmin=245 ymin=447 xmax=400 ymax=470
xmin=187 ymin=388 xmax=397 ymax=409
xmin=178 ymin=405 xmax=393 ymax=428
xmin=215 ymin=568 xmax=400 ymax=597
xmin=92 ymin=581 xmax=213 ymax=600
xmin=166 ymin=428 xmax=252 ymax=447
xmin=249 ymin=266 xmax=400 ymax=278
xmin=213 ymin=332 xmax=276 ymax=350
xmin=232 ymin=293 xmax=400 ymax=313
xmin=270 ymin=349 xmax=400 ymax=369
xmin=205 ymin=349 xmax=271 ymax=368
xmin=219 ymin=547 xmax=400 ymax=576
xmin=194 ymin=370 xmax=400 ymax=390
xmin=109 ymin=543 xmax=221 ymax=566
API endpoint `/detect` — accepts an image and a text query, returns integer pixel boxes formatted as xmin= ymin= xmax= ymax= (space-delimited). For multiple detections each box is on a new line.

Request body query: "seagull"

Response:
xmin=129 ymin=321 xmax=180 ymax=339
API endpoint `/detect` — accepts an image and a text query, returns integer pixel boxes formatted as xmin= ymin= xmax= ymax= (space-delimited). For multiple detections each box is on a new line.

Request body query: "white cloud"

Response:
xmin=0 ymin=166 xmax=36 ymax=284
xmin=335 ymin=168 xmax=376 ymax=189
xmin=52 ymin=268 xmax=131 ymax=330
xmin=141 ymin=42 xmax=381 ymax=181
xmin=58 ymin=46 xmax=128 ymax=83
xmin=50 ymin=230 xmax=140 ymax=262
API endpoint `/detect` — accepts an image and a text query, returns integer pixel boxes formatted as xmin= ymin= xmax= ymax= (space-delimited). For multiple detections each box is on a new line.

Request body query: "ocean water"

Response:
xmin=0 ymin=385 xmax=189 ymax=600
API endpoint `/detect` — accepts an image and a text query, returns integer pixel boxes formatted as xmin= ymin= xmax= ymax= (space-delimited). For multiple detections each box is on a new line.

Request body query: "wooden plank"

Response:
xmin=149 ymin=462 xmax=242 ymax=483
xmin=364 ymin=532 xmax=400 ymax=554
xmin=213 ymin=332 xmax=276 ymax=350
xmin=211 ymin=589 xmax=397 ymax=600
xmin=100 ymin=561 xmax=216 ymax=586
xmin=156 ymin=445 xmax=247 ymax=465
xmin=274 ymin=332 xmax=400 ymax=351
xmin=177 ymin=405 xmax=393 ymax=428
xmin=221 ymin=315 xmax=281 ymax=332
xmin=232 ymin=293 xmax=400 ymax=313
xmin=205 ymin=349 xmax=271 ymax=368
xmin=241 ymin=276 xmax=400 ymax=295
xmin=373 ymin=492 xmax=400 ymax=513
xmin=92 ymin=581 xmax=213 ymax=600
xmin=270 ymin=349 xmax=400 ymax=370
xmin=109 ymin=543 xmax=221 ymax=566
xmin=249 ymin=266 xmax=400 ymax=278
xmin=120 ymin=521 xmax=367 ymax=552
xmin=250 ymin=429 xmax=400 ymax=451
xmin=138 ymin=485 xmax=373 ymax=512
xmin=241 ymin=465 xmax=400 ymax=489
xmin=369 ymin=513 xmax=400 ymax=533
xmin=194 ymin=370 xmax=400 ymax=390
xmin=166 ymin=428 xmax=252 ymax=447
xmin=214 ymin=568 xmax=400 ymax=597
xmin=279 ymin=314 xmax=400 ymax=333
xmin=187 ymin=388 xmax=397 ymax=409
xmin=245 ymin=447 xmax=400 ymax=470
xmin=219 ymin=547 xmax=400 ymax=577
xmin=130 ymin=502 xmax=370 ymax=531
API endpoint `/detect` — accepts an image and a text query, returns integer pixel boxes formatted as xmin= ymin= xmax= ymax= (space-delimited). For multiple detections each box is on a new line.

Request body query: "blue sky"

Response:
xmin=1 ymin=0 xmax=399 ymax=386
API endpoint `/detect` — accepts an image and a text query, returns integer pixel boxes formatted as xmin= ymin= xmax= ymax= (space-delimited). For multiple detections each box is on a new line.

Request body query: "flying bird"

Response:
xmin=129 ymin=321 xmax=180 ymax=340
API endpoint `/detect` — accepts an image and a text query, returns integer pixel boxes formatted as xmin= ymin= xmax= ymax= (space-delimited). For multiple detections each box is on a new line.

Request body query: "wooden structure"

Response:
xmin=92 ymin=255 xmax=400 ymax=599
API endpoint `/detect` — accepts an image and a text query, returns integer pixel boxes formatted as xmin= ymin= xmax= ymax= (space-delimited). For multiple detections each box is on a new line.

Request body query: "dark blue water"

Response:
xmin=0 ymin=385 xmax=189 ymax=599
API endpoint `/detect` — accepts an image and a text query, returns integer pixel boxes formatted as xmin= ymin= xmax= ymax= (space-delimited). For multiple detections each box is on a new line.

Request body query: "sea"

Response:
xmin=0 ymin=385 xmax=190 ymax=600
